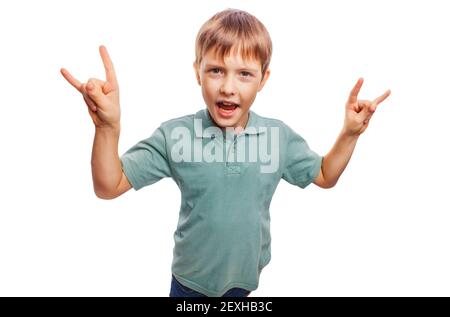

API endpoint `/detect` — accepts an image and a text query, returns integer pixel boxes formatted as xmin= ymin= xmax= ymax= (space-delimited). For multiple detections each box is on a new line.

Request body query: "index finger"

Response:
xmin=372 ymin=89 xmax=391 ymax=105
xmin=99 ymin=45 xmax=118 ymax=87
xmin=60 ymin=68 xmax=82 ymax=92
xmin=347 ymin=77 xmax=364 ymax=104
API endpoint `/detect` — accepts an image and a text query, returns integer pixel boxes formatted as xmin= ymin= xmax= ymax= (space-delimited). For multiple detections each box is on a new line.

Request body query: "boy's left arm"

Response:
xmin=313 ymin=78 xmax=391 ymax=189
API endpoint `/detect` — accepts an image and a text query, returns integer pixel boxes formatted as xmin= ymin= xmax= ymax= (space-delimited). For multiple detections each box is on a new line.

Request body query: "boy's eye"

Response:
xmin=209 ymin=68 xmax=253 ymax=78
xmin=210 ymin=68 xmax=223 ymax=74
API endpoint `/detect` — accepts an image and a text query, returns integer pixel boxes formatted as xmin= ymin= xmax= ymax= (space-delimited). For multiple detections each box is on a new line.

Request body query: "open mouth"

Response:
xmin=216 ymin=101 xmax=239 ymax=118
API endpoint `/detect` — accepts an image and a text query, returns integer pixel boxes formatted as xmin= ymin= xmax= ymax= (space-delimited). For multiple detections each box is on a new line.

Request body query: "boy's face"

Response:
xmin=194 ymin=48 xmax=270 ymax=130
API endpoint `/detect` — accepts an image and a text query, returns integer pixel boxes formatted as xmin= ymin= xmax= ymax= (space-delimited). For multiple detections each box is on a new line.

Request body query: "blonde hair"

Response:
xmin=194 ymin=8 xmax=272 ymax=78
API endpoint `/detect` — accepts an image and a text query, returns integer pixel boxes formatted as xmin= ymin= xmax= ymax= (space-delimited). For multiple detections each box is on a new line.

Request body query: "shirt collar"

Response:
xmin=194 ymin=108 xmax=266 ymax=138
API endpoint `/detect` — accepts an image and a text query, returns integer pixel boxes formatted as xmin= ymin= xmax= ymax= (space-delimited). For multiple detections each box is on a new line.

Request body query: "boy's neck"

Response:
xmin=219 ymin=111 xmax=249 ymax=136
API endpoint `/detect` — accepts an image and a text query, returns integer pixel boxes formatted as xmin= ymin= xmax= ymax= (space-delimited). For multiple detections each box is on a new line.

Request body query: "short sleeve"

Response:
xmin=120 ymin=127 xmax=172 ymax=191
xmin=282 ymin=126 xmax=323 ymax=189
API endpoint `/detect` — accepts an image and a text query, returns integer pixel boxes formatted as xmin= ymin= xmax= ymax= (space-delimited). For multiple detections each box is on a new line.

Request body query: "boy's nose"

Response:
xmin=220 ymin=76 xmax=236 ymax=95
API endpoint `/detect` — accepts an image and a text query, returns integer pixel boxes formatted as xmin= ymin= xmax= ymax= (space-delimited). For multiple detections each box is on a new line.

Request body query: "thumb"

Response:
xmin=358 ymin=102 xmax=375 ymax=124
xmin=86 ymin=79 xmax=107 ymax=105
xmin=358 ymin=101 xmax=372 ymax=118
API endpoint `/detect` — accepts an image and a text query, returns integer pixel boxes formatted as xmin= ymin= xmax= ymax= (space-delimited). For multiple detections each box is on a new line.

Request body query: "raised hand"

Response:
xmin=61 ymin=45 xmax=120 ymax=129
xmin=344 ymin=78 xmax=391 ymax=136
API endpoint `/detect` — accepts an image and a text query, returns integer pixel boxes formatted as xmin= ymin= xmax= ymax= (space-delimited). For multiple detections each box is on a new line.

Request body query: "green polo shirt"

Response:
xmin=119 ymin=108 xmax=323 ymax=297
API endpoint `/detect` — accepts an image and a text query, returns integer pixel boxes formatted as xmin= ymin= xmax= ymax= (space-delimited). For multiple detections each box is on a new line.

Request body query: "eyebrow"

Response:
xmin=204 ymin=64 xmax=259 ymax=73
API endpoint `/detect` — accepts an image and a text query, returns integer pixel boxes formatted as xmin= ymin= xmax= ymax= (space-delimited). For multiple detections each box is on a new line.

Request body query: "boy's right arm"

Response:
xmin=91 ymin=126 xmax=131 ymax=199
xmin=61 ymin=45 xmax=131 ymax=199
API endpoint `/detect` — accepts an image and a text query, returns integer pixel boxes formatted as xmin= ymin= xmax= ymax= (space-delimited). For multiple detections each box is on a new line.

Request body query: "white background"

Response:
xmin=1 ymin=0 xmax=449 ymax=296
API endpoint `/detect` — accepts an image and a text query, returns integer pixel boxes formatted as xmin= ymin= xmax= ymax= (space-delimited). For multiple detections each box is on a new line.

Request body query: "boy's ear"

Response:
xmin=193 ymin=62 xmax=201 ymax=86
xmin=258 ymin=68 xmax=271 ymax=92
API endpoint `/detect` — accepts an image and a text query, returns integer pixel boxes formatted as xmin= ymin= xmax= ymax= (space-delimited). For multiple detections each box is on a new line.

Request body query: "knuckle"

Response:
xmin=87 ymin=78 xmax=100 ymax=87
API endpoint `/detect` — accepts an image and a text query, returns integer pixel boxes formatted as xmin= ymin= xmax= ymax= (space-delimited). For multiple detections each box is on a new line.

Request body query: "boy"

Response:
xmin=61 ymin=8 xmax=390 ymax=297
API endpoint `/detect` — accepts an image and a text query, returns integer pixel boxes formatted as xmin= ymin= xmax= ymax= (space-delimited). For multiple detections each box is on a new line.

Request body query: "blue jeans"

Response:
xmin=170 ymin=275 xmax=251 ymax=297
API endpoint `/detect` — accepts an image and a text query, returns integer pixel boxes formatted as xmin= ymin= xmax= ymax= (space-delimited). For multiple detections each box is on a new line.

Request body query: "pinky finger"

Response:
xmin=373 ymin=89 xmax=391 ymax=105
